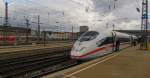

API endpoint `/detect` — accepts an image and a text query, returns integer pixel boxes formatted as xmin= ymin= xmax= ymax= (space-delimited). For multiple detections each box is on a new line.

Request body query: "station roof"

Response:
xmin=114 ymin=30 xmax=150 ymax=36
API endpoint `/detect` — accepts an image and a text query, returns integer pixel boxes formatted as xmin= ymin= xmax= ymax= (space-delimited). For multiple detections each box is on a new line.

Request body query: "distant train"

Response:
xmin=71 ymin=30 xmax=136 ymax=60
xmin=0 ymin=35 xmax=16 ymax=44
xmin=0 ymin=35 xmax=42 ymax=44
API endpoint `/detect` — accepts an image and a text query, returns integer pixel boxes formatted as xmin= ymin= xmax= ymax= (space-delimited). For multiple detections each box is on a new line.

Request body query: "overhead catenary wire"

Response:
xmin=135 ymin=0 xmax=142 ymax=12
xmin=136 ymin=0 xmax=141 ymax=8
xmin=108 ymin=0 xmax=111 ymax=11
xmin=108 ymin=0 xmax=118 ymax=11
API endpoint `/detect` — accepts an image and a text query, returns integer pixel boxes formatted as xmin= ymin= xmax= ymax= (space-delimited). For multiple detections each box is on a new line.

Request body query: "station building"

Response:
xmin=0 ymin=26 xmax=31 ymax=36
xmin=41 ymin=31 xmax=80 ymax=40
xmin=79 ymin=26 xmax=89 ymax=36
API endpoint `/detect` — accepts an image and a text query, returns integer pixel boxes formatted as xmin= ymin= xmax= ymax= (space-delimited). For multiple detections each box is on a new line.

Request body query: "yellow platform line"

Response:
xmin=64 ymin=54 xmax=119 ymax=78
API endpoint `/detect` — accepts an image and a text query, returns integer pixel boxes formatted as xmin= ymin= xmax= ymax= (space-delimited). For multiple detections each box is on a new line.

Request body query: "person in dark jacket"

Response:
xmin=115 ymin=40 xmax=120 ymax=51
xmin=133 ymin=40 xmax=137 ymax=48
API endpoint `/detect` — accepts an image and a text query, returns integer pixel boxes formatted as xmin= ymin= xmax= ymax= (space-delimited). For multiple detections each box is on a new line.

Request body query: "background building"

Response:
xmin=0 ymin=26 xmax=31 ymax=45
xmin=0 ymin=26 xmax=31 ymax=36
xmin=41 ymin=31 xmax=80 ymax=40
xmin=79 ymin=26 xmax=89 ymax=36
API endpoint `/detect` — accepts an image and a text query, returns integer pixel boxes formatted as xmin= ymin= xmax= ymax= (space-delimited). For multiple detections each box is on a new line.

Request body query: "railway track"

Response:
xmin=0 ymin=49 xmax=78 ymax=78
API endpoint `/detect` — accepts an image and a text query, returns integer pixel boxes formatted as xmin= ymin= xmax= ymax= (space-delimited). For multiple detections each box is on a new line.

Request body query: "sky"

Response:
xmin=0 ymin=0 xmax=147 ymax=32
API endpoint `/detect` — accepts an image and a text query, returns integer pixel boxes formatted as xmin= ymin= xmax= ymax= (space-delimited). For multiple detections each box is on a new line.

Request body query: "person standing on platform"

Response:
xmin=116 ymin=40 xmax=120 ymax=51
xmin=140 ymin=38 xmax=144 ymax=49
xmin=133 ymin=40 xmax=137 ymax=48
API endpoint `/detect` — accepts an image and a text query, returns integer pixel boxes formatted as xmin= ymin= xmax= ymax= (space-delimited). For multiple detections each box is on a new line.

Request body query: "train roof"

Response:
xmin=90 ymin=29 xmax=132 ymax=38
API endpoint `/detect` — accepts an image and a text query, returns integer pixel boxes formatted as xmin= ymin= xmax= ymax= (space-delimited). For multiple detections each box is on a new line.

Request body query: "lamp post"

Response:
xmin=5 ymin=2 xmax=8 ymax=27
xmin=2 ymin=1 xmax=9 ymax=45
xmin=25 ymin=18 xmax=30 ymax=44
xmin=31 ymin=15 xmax=43 ymax=43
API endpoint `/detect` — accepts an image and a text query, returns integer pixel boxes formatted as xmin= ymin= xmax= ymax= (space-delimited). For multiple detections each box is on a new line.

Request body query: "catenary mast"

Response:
xmin=141 ymin=0 xmax=148 ymax=49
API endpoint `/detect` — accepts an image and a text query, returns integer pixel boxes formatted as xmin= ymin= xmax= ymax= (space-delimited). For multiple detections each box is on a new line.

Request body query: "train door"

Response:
xmin=106 ymin=36 xmax=114 ymax=53
xmin=96 ymin=36 xmax=114 ymax=54
xmin=103 ymin=37 xmax=109 ymax=54
xmin=98 ymin=37 xmax=113 ymax=54
xmin=112 ymin=32 xmax=116 ymax=52
xmin=130 ymin=36 xmax=133 ymax=47
xmin=96 ymin=37 xmax=107 ymax=55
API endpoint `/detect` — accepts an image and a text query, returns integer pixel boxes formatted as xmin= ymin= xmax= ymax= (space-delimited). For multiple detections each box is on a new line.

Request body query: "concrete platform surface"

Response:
xmin=0 ymin=42 xmax=72 ymax=53
xmin=43 ymin=48 xmax=150 ymax=78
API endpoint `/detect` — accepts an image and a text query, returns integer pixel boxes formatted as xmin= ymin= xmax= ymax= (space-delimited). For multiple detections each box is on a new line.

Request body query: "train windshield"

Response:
xmin=78 ymin=31 xmax=99 ymax=42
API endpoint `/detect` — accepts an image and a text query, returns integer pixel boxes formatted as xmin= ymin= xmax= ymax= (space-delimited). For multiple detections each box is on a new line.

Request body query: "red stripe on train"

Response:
xmin=79 ymin=47 xmax=106 ymax=58
xmin=72 ymin=43 xmax=129 ymax=58
xmin=72 ymin=47 xmax=106 ymax=58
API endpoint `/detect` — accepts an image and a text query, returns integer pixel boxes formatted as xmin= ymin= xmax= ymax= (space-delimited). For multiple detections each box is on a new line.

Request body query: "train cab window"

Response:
xmin=96 ymin=38 xmax=106 ymax=46
xmin=118 ymin=38 xmax=130 ymax=42
xmin=78 ymin=31 xmax=99 ymax=42
xmin=97 ymin=37 xmax=113 ymax=47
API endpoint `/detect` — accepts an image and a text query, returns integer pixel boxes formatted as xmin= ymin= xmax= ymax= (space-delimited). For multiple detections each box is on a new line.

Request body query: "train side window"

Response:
xmin=97 ymin=37 xmax=113 ymax=47
xmin=96 ymin=38 xmax=106 ymax=47
xmin=119 ymin=38 xmax=130 ymax=43
xmin=107 ymin=37 xmax=114 ymax=44
xmin=78 ymin=31 xmax=99 ymax=42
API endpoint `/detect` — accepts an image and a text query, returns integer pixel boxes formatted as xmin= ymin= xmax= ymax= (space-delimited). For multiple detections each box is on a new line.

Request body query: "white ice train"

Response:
xmin=71 ymin=30 xmax=136 ymax=60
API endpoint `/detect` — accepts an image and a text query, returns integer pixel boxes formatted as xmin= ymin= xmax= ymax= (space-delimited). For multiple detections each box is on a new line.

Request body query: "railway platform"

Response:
xmin=43 ymin=47 xmax=150 ymax=78
xmin=0 ymin=42 xmax=73 ymax=60
xmin=0 ymin=42 xmax=72 ymax=53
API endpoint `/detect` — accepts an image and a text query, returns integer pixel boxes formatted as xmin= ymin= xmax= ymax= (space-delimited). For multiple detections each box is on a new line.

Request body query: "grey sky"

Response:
xmin=0 ymin=0 xmax=147 ymax=32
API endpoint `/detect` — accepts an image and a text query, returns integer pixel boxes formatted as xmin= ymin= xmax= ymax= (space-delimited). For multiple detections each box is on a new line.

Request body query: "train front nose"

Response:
xmin=70 ymin=41 xmax=86 ymax=60
xmin=70 ymin=51 xmax=81 ymax=59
